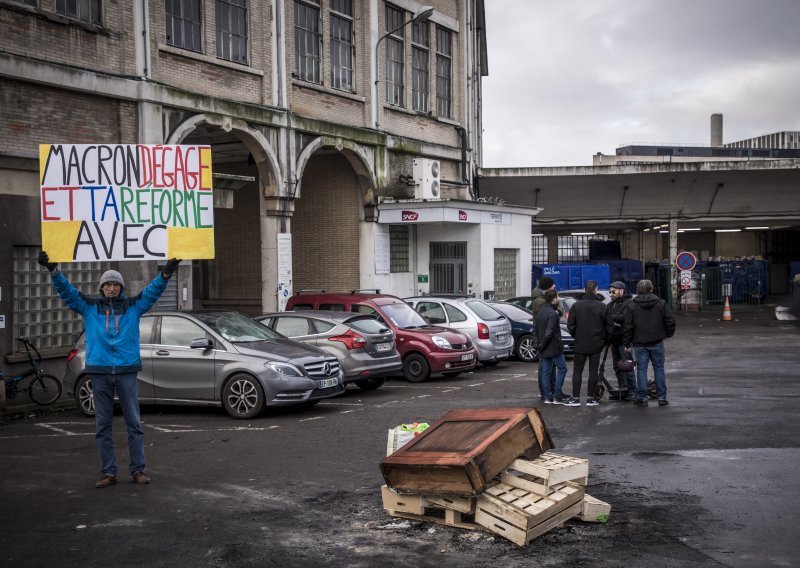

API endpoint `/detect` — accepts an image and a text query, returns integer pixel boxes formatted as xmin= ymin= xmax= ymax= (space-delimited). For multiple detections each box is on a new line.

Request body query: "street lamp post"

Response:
xmin=374 ymin=6 xmax=434 ymax=130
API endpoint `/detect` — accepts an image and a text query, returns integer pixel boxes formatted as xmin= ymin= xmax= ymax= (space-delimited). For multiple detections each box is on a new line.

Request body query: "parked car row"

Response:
xmin=62 ymin=290 xmax=576 ymax=421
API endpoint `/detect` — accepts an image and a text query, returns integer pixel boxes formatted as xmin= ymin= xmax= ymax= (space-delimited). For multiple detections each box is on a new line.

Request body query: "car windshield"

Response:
xmin=492 ymin=302 xmax=533 ymax=321
xmin=465 ymin=300 xmax=506 ymax=321
xmin=194 ymin=312 xmax=284 ymax=343
xmin=380 ymin=302 xmax=428 ymax=329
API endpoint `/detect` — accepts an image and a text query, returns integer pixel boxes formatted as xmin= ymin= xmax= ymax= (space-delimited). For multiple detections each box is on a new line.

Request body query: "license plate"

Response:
xmin=461 ymin=353 xmax=474 ymax=361
xmin=496 ymin=333 xmax=508 ymax=342
xmin=318 ymin=377 xmax=338 ymax=389
xmin=375 ymin=342 xmax=392 ymax=352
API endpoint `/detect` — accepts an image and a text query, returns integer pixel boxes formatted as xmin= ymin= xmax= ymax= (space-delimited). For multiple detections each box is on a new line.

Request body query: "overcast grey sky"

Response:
xmin=482 ymin=0 xmax=800 ymax=168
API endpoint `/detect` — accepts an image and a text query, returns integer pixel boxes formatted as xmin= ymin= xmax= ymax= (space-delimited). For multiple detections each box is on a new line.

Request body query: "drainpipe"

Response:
xmin=454 ymin=125 xmax=472 ymax=198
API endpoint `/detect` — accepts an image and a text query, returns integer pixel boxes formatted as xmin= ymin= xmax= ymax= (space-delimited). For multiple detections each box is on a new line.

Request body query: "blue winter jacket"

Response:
xmin=52 ymin=270 xmax=169 ymax=374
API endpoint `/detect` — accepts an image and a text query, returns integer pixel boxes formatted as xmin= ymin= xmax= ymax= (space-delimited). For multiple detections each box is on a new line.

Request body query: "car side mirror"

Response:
xmin=190 ymin=338 xmax=213 ymax=349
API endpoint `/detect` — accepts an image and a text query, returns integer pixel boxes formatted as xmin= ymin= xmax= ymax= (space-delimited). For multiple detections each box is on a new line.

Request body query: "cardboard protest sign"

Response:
xmin=40 ymin=144 xmax=215 ymax=262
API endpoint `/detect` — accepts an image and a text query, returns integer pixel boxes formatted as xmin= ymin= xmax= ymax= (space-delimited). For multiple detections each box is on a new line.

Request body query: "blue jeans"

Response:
xmin=634 ymin=342 xmax=667 ymax=401
xmin=540 ymin=354 xmax=567 ymax=400
xmin=91 ymin=373 xmax=145 ymax=477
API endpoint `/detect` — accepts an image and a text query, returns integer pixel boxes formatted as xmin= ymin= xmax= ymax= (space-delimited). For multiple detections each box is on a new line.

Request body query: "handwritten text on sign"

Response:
xmin=40 ymin=144 xmax=215 ymax=262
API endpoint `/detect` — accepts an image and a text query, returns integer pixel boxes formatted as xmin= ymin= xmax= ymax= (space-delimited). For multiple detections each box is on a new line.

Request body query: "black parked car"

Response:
xmin=490 ymin=301 xmax=575 ymax=362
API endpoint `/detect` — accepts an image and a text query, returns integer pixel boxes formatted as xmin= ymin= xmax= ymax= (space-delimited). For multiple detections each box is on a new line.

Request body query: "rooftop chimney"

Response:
xmin=711 ymin=113 xmax=723 ymax=147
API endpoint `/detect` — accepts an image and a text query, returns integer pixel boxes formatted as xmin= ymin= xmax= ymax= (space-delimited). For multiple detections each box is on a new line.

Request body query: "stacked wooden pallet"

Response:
xmin=381 ymin=451 xmax=611 ymax=546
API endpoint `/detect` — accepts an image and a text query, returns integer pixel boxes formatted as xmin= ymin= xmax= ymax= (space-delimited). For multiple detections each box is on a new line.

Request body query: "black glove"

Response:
xmin=38 ymin=251 xmax=58 ymax=273
xmin=162 ymin=258 xmax=182 ymax=279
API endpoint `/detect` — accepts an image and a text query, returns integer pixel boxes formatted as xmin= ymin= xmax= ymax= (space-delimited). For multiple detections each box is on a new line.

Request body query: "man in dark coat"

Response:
xmin=606 ymin=281 xmax=636 ymax=399
xmin=531 ymin=277 xmax=565 ymax=400
xmin=535 ymin=289 xmax=568 ymax=404
xmin=623 ymin=279 xmax=677 ymax=407
xmin=565 ymin=280 xmax=608 ymax=407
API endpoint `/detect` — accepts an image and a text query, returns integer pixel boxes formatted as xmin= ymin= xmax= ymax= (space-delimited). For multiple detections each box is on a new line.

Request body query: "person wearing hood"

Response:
xmin=535 ymin=289 xmax=568 ymax=404
xmin=623 ymin=279 xmax=676 ymax=407
xmin=38 ymin=251 xmax=181 ymax=487
xmin=606 ymin=281 xmax=636 ymax=399
xmin=531 ymin=277 xmax=566 ymax=400
xmin=565 ymin=280 xmax=608 ymax=407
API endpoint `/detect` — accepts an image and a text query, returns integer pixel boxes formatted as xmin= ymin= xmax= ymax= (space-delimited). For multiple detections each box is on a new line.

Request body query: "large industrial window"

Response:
xmin=435 ymin=26 xmax=452 ymax=118
xmin=57 ymin=0 xmax=101 ymax=25
xmin=12 ymin=247 xmax=109 ymax=353
xmin=557 ymin=235 xmax=608 ymax=262
xmin=216 ymin=0 xmax=248 ymax=63
xmin=389 ymin=225 xmax=410 ymax=273
xmin=295 ymin=0 xmax=321 ymax=83
xmin=385 ymin=4 xmax=405 ymax=106
xmin=166 ymin=0 xmax=203 ymax=52
xmin=494 ymin=249 xmax=517 ymax=300
xmin=411 ymin=19 xmax=429 ymax=112
xmin=532 ymin=235 xmax=549 ymax=264
xmin=330 ymin=0 xmax=354 ymax=91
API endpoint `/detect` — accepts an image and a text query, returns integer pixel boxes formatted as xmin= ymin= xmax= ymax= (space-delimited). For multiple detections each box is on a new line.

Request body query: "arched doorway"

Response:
xmin=292 ymin=150 xmax=364 ymax=292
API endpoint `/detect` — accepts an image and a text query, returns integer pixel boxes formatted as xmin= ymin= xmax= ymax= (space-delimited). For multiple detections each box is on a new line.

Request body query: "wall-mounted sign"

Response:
xmin=418 ymin=274 xmax=429 ymax=283
xmin=675 ymin=251 xmax=697 ymax=271
xmin=39 ymin=144 xmax=215 ymax=262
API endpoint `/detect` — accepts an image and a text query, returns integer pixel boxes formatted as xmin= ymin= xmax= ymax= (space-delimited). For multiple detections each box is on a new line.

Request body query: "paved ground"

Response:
xmin=0 ymin=308 xmax=798 ymax=567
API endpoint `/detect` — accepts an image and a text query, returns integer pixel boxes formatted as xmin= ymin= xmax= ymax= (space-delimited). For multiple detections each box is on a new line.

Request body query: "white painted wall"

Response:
xmin=358 ymin=221 xmax=417 ymax=297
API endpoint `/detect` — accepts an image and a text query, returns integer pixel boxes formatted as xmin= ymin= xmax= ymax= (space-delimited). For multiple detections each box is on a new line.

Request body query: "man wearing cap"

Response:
xmin=606 ymin=281 xmax=636 ymax=399
xmin=38 ymin=251 xmax=181 ymax=487
xmin=531 ymin=277 xmax=566 ymax=401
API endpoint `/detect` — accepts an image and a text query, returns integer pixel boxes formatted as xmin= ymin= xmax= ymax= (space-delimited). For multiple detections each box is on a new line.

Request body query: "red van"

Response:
xmin=285 ymin=292 xmax=476 ymax=382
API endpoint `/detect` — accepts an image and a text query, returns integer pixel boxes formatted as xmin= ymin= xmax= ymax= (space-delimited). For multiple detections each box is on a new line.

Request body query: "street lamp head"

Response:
xmin=412 ymin=6 xmax=435 ymax=23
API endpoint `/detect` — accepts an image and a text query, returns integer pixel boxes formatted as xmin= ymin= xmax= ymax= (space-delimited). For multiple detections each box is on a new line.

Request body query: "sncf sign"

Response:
xmin=402 ymin=210 xmax=419 ymax=221
xmin=458 ymin=210 xmax=468 ymax=221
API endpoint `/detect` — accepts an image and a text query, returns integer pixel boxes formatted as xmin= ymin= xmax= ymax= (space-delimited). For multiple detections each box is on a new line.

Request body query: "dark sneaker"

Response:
xmin=553 ymin=397 xmax=569 ymax=405
xmin=634 ymin=400 xmax=648 ymax=407
xmin=543 ymin=398 xmax=554 ymax=404
xmin=95 ymin=475 xmax=117 ymax=488
xmin=658 ymin=399 xmax=669 ymax=406
xmin=586 ymin=398 xmax=599 ymax=407
xmin=133 ymin=472 xmax=151 ymax=485
xmin=564 ymin=397 xmax=581 ymax=407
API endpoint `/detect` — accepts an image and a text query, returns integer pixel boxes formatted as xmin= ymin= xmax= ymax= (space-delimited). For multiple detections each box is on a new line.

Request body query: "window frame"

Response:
xmin=215 ymin=0 xmax=249 ymax=64
xmin=389 ymin=225 xmax=410 ymax=273
xmin=435 ymin=26 xmax=452 ymax=118
xmin=56 ymin=0 xmax=102 ymax=25
xmin=329 ymin=0 xmax=354 ymax=92
xmin=294 ymin=0 xmax=322 ymax=83
xmin=165 ymin=0 xmax=204 ymax=53
xmin=385 ymin=4 xmax=405 ymax=107
xmin=411 ymin=19 xmax=430 ymax=112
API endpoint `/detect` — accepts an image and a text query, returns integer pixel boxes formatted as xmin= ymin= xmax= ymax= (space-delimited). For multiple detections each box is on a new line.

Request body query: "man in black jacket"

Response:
xmin=606 ymin=281 xmax=636 ymax=399
xmin=623 ymin=279 xmax=677 ymax=407
xmin=532 ymin=277 xmax=565 ymax=400
xmin=535 ymin=289 xmax=568 ymax=404
xmin=565 ymin=280 xmax=608 ymax=407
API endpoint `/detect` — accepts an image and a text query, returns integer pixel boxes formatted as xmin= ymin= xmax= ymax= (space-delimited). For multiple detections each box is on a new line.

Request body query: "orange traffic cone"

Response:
xmin=722 ymin=296 xmax=733 ymax=321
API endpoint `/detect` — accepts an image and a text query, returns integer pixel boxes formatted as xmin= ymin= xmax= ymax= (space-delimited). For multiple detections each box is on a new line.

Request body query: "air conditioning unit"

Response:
xmin=413 ymin=159 xmax=441 ymax=199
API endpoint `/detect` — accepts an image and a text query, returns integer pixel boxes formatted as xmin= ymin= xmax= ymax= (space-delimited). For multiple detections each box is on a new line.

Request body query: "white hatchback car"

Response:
xmin=404 ymin=296 xmax=514 ymax=366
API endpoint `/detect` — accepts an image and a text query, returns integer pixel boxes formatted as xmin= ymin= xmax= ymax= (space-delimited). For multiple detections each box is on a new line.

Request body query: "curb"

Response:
xmin=0 ymin=399 xmax=77 ymax=422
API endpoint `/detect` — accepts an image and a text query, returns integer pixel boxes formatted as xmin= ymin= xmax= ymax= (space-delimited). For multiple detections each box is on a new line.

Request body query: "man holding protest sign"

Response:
xmin=39 ymin=251 xmax=181 ymax=487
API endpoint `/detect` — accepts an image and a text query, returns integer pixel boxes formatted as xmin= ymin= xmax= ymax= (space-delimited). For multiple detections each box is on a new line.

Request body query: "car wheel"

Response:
xmin=441 ymin=371 xmax=461 ymax=378
xmin=480 ymin=360 xmax=500 ymax=367
xmin=222 ymin=373 xmax=265 ymax=420
xmin=355 ymin=377 xmax=385 ymax=391
xmin=403 ymin=353 xmax=430 ymax=383
xmin=75 ymin=376 xmax=95 ymax=417
xmin=515 ymin=334 xmax=538 ymax=363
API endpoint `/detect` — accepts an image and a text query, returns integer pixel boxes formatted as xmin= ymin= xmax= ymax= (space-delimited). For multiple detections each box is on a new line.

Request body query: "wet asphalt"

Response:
xmin=0 ymin=307 xmax=798 ymax=567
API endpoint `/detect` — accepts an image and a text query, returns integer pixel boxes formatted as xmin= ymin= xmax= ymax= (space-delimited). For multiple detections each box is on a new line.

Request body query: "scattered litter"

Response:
xmin=75 ymin=525 xmax=87 ymax=530
xmin=427 ymin=527 xmax=436 ymax=534
xmin=376 ymin=520 xmax=412 ymax=530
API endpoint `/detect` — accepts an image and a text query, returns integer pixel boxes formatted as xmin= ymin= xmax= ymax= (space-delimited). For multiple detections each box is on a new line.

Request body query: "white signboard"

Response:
xmin=277 ymin=233 xmax=292 ymax=311
xmin=680 ymin=270 xmax=692 ymax=290
xmin=374 ymin=231 xmax=390 ymax=275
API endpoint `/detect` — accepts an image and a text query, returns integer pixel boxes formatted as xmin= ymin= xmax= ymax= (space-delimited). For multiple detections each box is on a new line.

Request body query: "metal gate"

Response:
xmin=701 ymin=265 xmax=766 ymax=307
xmin=430 ymin=242 xmax=467 ymax=295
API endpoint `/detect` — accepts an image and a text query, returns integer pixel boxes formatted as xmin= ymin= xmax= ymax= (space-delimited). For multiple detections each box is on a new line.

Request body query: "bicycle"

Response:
xmin=2 ymin=337 xmax=63 ymax=406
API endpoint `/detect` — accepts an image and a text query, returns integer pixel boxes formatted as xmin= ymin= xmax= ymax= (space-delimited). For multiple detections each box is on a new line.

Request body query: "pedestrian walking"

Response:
xmin=606 ymin=281 xmax=636 ymax=399
xmin=623 ymin=279 xmax=677 ymax=407
xmin=565 ymin=280 xmax=608 ymax=407
xmin=39 ymin=251 xmax=181 ymax=487
xmin=532 ymin=277 xmax=566 ymax=400
xmin=535 ymin=289 xmax=568 ymax=404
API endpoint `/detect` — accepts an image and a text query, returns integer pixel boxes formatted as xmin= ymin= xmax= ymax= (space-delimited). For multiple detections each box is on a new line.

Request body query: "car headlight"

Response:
xmin=432 ymin=335 xmax=452 ymax=349
xmin=265 ymin=362 xmax=304 ymax=377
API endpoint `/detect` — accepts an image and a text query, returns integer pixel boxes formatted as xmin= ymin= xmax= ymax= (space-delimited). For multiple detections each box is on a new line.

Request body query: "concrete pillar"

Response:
xmin=669 ymin=218 xmax=678 ymax=304
xmin=262 ymin=196 xmax=294 ymax=312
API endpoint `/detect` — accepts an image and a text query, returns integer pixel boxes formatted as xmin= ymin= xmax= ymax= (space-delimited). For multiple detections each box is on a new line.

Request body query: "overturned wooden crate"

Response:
xmin=474 ymin=481 xmax=585 ymax=546
xmin=501 ymin=452 xmax=589 ymax=495
xmin=380 ymin=408 xmax=554 ymax=496
xmin=381 ymin=485 xmax=479 ymax=530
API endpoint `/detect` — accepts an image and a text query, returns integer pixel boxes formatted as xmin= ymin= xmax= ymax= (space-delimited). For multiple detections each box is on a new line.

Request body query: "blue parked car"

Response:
xmin=490 ymin=301 xmax=575 ymax=363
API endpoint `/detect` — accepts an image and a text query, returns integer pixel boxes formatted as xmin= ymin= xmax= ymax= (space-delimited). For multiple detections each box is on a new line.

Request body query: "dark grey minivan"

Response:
xmin=62 ymin=310 xmax=344 ymax=420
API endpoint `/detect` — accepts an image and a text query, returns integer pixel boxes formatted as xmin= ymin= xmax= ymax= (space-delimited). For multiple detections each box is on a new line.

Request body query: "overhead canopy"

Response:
xmin=477 ymin=160 xmax=800 ymax=230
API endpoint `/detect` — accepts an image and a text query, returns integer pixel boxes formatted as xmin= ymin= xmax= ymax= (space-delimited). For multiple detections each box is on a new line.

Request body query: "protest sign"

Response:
xmin=39 ymin=144 xmax=215 ymax=262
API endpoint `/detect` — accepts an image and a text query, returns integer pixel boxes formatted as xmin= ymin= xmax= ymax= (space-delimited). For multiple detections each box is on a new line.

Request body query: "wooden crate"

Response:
xmin=501 ymin=452 xmax=588 ymax=496
xmin=380 ymin=408 xmax=554 ymax=496
xmin=425 ymin=493 xmax=475 ymax=514
xmin=474 ymin=481 xmax=585 ymax=546
xmin=577 ymin=494 xmax=612 ymax=523
xmin=381 ymin=485 xmax=430 ymax=515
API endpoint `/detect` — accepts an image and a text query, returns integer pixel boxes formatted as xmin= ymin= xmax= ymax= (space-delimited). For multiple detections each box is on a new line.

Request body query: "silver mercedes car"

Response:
xmin=62 ymin=310 xmax=344 ymax=420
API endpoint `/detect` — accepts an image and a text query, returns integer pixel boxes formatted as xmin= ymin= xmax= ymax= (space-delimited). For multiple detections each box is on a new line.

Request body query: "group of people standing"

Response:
xmin=531 ymin=276 xmax=676 ymax=407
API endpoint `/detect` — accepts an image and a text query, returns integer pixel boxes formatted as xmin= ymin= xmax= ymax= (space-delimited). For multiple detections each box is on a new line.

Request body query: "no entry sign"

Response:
xmin=676 ymin=251 xmax=697 ymax=271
